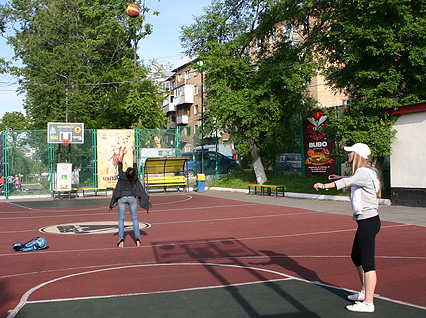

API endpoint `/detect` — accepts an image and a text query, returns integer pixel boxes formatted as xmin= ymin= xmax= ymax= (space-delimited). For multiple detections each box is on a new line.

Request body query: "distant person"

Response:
xmin=14 ymin=175 xmax=21 ymax=192
xmin=314 ymin=143 xmax=381 ymax=313
xmin=109 ymin=146 xmax=151 ymax=247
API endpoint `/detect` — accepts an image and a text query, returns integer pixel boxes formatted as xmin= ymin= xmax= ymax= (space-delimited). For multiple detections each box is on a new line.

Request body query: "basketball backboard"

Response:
xmin=47 ymin=122 xmax=84 ymax=144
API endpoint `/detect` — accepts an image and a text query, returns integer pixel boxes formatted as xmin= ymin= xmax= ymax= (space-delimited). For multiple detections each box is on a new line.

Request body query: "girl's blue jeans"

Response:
xmin=117 ymin=196 xmax=140 ymax=240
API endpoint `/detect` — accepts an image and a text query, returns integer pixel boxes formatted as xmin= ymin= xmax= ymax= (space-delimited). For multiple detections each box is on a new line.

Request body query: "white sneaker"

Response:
xmin=347 ymin=290 xmax=365 ymax=301
xmin=346 ymin=301 xmax=375 ymax=313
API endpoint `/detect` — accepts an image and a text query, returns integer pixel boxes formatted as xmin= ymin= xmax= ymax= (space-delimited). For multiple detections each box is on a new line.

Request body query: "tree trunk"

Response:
xmin=249 ymin=136 xmax=267 ymax=184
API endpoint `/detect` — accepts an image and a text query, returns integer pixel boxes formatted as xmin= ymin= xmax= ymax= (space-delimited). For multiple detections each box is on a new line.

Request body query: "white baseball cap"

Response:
xmin=344 ymin=143 xmax=371 ymax=159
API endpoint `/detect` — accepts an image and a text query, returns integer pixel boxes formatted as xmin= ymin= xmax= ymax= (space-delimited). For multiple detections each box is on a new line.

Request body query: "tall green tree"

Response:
xmin=181 ymin=0 xmax=317 ymax=184
xmin=1 ymin=0 xmax=166 ymax=129
xmin=0 ymin=111 xmax=28 ymax=130
xmin=298 ymin=0 xmax=426 ymax=167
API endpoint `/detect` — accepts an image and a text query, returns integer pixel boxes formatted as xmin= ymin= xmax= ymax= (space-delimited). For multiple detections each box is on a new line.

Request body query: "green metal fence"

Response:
xmin=1 ymin=127 xmax=224 ymax=198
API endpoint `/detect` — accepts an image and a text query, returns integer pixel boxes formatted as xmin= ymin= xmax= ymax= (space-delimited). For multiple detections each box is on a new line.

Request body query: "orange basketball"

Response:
xmin=126 ymin=4 xmax=140 ymax=18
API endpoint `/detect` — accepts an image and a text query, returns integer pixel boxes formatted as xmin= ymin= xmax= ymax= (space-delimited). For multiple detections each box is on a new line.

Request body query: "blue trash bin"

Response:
xmin=196 ymin=174 xmax=205 ymax=192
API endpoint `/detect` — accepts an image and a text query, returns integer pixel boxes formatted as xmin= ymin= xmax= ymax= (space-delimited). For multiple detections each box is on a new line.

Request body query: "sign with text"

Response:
xmin=47 ymin=122 xmax=84 ymax=144
xmin=56 ymin=163 xmax=72 ymax=191
xmin=303 ymin=110 xmax=336 ymax=176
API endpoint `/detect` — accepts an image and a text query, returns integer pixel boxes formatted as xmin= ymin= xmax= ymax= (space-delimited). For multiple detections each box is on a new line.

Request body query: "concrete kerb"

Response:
xmin=207 ymin=186 xmax=392 ymax=206
xmin=0 ymin=186 xmax=391 ymax=206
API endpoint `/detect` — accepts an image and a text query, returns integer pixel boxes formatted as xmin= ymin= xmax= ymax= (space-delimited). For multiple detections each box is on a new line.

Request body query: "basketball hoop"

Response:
xmin=62 ymin=139 xmax=71 ymax=146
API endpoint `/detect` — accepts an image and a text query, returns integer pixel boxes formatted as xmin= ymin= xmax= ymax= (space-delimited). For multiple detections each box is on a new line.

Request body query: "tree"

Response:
xmin=0 ymin=0 xmax=166 ymax=129
xmin=298 ymin=0 xmax=426 ymax=167
xmin=181 ymin=0 xmax=317 ymax=184
xmin=0 ymin=111 xmax=28 ymax=130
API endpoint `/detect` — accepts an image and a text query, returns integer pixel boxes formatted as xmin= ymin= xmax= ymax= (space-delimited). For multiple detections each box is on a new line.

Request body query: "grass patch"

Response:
xmin=209 ymin=170 xmax=345 ymax=196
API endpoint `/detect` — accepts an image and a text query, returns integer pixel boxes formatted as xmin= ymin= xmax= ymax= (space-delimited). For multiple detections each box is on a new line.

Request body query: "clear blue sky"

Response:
xmin=0 ymin=0 xmax=212 ymax=117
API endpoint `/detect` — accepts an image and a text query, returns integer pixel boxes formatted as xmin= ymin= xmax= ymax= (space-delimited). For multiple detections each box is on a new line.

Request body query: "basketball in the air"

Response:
xmin=126 ymin=4 xmax=140 ymax=18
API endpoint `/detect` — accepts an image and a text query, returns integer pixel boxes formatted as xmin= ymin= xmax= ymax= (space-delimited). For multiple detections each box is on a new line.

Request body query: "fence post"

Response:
xmin=175 ymin=126 xmax=180 ymax=156
xmin=92 ymin=129 xmax=97 ymax=188
xmin=49 ymin=142 xmax=54 ymax=196
xmin=3 ymin=130 xmax=8 ymax=199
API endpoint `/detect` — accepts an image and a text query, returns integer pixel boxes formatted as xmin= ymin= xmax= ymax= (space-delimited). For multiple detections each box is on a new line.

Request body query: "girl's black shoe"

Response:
xmin=117 ymin=239 xmax=124 ymax=248
xmin=135 ymin=238 xmax=141 ymax=247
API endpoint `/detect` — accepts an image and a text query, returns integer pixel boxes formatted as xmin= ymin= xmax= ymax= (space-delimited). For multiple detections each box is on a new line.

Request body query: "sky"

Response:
xmin=0 ymin=0 xmax=212 ymax=117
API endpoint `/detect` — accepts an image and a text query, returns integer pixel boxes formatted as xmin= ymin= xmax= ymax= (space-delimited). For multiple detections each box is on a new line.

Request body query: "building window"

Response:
xmin=194 ymin=104 xmax=198 ymax=115
xmin=185 ymin=70 xmax=191 ymax=81
xmin=194 ymin=85 xmax=198 ymax=95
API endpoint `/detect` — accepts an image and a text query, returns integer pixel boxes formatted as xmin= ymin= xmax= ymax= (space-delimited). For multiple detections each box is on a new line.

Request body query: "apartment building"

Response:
xmin=162 ymin=61 xmax=204 ymax=129
xmin=161 ymin=58 xmax=348 ymax=129
xmin=161 ymin=60 xmax=230 ymax=153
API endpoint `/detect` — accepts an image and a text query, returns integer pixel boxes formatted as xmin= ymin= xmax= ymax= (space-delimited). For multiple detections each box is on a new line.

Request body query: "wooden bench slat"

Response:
xmin=145 ymin=175 xmax=188 ymax=192
xmin=82 ymin=187 xmax=108 ymax=197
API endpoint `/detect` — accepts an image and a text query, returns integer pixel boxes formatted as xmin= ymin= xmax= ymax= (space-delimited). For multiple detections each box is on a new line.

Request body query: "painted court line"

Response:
xmin=0 ymin=223 xmax=413 ymax=259
xmin=25 ymin=278 xmax=294 ymax=304
xmin=2 ymin=251 xmax=424 ymax=281
xmin=8 ymin=262 xmax=426 ymax=318
xmin=7 ymin=262 xmax=294 ymax=317
xmin=0 ymin=202 xmax=262 ymax=220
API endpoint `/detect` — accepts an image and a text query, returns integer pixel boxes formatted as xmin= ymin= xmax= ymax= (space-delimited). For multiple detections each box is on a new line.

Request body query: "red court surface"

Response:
xmin=0 ymin=193 xmax=425 ymax=317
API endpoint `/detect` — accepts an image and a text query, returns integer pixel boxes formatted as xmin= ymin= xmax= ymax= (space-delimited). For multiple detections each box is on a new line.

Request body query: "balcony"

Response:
xmin=162 ymin=96 xmax=175 ymax=113
xmin=176 ymin=115 xmax=188 ymax=125
xmin=174 ymin=85 xmax=194 ymax=105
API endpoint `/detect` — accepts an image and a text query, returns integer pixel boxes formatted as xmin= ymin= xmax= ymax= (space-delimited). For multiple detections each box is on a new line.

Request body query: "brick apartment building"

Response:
xmin=160 ymin=58 xmax=348 ymax=153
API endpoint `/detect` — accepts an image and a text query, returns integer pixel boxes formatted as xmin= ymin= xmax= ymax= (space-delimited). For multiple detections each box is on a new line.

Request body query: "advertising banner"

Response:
xmin=303 ymin=110 xmax=336 ymax=176
xmin=56 ymin=163 xmax=72 ymax=191
xmin=97 ymin=130 xmax=135 ymax=188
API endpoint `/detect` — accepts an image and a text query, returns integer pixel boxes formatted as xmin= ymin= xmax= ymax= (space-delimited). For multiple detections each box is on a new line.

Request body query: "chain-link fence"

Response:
xmin=1 ymin=127 xmax=233 ymax=198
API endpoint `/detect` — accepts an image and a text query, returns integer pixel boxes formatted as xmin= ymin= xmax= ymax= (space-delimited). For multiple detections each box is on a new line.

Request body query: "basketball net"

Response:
xmin=62 ymin=139 xmax=71 ymax=147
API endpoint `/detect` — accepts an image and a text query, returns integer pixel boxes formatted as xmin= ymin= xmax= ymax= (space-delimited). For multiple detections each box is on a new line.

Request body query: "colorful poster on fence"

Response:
xmin=97 ymin=129 xmax=135 ymax=188
xmin=56 ymin=163 xmax=72 ymax=191
xmin=303 ymin=110 xmax=336 ymax=177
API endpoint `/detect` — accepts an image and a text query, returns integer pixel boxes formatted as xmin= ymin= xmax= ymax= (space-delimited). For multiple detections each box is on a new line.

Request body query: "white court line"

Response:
xmin=0 ymin=223 xmax=415 ymax=259
xmin=6 ymin=262 xmax=293 ymax=317
xmin=0 ymin=206 xmax=107 ymax=215
xmin=7 ymin=262 xmax=426 ymax=318
xmin=0 ymin=210 xmax=319 ymax=234
xmin=0 ymin=202 xmax=262 ymax=220
xmin=25 ymin=278 xmax=293 ymax=303
xmin=2 ymin=251 xmax=425 ymax=280
xmin=0 ymin=194 xmax=194 ymax=215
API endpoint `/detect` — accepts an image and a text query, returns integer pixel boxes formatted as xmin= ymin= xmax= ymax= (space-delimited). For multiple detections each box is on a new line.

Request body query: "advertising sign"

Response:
xmin=56 ymin=163 xmax=72 ymax=191
xmin=303 ymin=110 xmax=336 ymax=176
xmin=97 ymin=130 xmax=135 ymax=188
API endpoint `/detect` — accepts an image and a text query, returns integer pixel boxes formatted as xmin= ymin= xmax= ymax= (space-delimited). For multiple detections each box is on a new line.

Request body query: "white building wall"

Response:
xmin=391 ymin=111 xmax=426 ymax=188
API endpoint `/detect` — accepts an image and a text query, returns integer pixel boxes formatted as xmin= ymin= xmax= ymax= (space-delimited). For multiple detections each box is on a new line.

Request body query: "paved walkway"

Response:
xmin=202 ymin=188 xmax=426 ymax=227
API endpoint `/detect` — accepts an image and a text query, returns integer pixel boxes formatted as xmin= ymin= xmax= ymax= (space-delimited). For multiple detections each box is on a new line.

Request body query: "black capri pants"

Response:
xmin=351 ymin=215 xmax=381 ymax=272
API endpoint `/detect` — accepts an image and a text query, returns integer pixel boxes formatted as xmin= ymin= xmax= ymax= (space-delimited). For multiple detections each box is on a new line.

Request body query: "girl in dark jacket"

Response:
xmin=109 ymin=146 xmax=151 ymax=247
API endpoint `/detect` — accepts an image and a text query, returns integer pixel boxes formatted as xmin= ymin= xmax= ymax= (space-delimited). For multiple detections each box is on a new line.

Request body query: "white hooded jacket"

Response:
xmin=334 ymin=167 xmax=380 ymax=220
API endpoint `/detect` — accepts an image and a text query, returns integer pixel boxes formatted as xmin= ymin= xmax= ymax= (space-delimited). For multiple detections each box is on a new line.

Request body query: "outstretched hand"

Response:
xmin=328 ymin=174 xmax=341 ymax=181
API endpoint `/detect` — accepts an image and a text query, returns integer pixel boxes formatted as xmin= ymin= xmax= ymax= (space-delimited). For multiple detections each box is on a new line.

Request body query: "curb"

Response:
xmin=206 ymin=187 xmax=392 ymax=206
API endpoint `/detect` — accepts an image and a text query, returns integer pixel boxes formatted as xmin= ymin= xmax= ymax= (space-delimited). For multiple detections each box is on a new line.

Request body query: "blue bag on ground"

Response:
xmin=13 ymin=237 xmax=48 ymax=251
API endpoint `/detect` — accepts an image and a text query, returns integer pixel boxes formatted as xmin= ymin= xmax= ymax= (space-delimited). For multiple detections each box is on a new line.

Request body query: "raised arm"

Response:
xmin=132 ymin=146 xmax=136 ymax=164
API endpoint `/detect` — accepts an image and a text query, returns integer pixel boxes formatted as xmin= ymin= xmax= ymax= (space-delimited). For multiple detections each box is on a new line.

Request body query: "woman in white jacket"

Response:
xmin=314 ymin=143 xmax=381 ymax=313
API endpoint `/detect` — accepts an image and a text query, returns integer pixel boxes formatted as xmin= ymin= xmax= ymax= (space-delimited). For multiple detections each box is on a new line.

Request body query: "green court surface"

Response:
xmin=16 ymin=279 xmax=425 ymax=318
